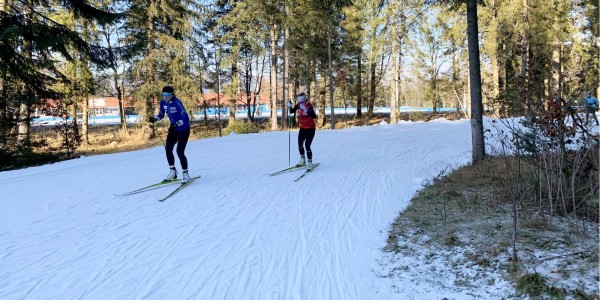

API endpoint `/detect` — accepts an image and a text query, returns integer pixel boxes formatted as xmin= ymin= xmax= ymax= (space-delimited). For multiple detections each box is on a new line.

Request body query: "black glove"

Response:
xmin=148 ymin=116 xmax=157 ymax=123
xmin=168 ymin=120 xmax=183 ymax=132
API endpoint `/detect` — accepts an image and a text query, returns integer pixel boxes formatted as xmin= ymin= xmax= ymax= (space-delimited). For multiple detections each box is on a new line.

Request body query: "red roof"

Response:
xmin=88 ymin=97 xmax=134 ymax=108
xmin=200 ymin=91 xmax=269 ymax=107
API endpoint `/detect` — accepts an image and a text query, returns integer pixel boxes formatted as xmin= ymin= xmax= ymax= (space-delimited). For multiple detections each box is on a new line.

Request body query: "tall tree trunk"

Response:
xmin=520 ymin=0 xmax=529 ymax=88
xmin=0 ymin=70 xmax=5 ymax=149
xmin=0 ymin=1 xmax=5 ymax=148
xmin=17 ymin=103 xmax=29 ymax=143
xmin=519 ymin=0 xmax=530 ymax=117
xmin=216 ymin=49 xmax=223 ymax=137
xmin=398 ymin=0 xmax=405 ymax=117
xmin=552 ymin=0 xmax=566 ymax=171
xmin=269 ymin=20 xmax=278 ymax=130
xmin=390 ymin=42 xmax=398 ymax=124
xmin=229 ymin=65 xmax=237 ymax=124
xmin=356 ymin=51 xmax=362 ymax=118
xmin=396 ymin=0 xmax=407 ymax=116
xmin=308 ymin=60 xmax=317 ymax=128
xmin=145 ymin=11 xmax=155 ymax=140
xmin=80 ymin=22 xmax=89 ymax=145
xmin=18 ymin=0 xmax=33 ymax=144
xmin=327 ymin=21 xmax=336 ymax=129
xmin=307 ymin=60 xmax=314 ymax=101
xmin=551 ymin=49 xmax=561 ymax=100
xmin=81 ymin=95 xmax=88 ymax=144
xmin=283 ymin=2 xmax=289 ymax=130
xmin=245 ymin=60 xmax=253 ymax=121
xmin=430 ymin=60 xmax=437 ymax=113
xmin=320 ymin=69 xmax=327 ymax=127
xmin=293 ymin=79 xmax=299 ymax=125
xmin=105 ymin=29 xmax=127 ymax=136
xmin=467 ymin=0 xmax=485 ymax=163
xmin=120 ymin=78 xmax=127 ymax=135
xmin=398 ymin=44 xmax=403 ymax=115
xmin=114 ymin=69 xmax=126 ymax=135
xmin=369 ymin=58 xmax=376 ymax=115
xmin=390 ymin=43 xmax=398 ymax=123
xmin=71 ymin=101 xmax=79 ymax=144
xmin=253 ymin=55 xmax=265 ymax=120
xmin=490 ymin=0 xmax=500 ymax=116
xmin=389 ymin=0 xmax=398 ymax=124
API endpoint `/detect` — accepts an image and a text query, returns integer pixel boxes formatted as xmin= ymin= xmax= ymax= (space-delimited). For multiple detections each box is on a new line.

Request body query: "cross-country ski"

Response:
xmin=293 ymin=163 xmax=320 ymax=181
xmin=116 ymin=179 xmax=182 ymax=197
xmin=158 ymin=175 xmax=200 ymax=202
xmin=268 ymin=165 xmax=307 ymax=176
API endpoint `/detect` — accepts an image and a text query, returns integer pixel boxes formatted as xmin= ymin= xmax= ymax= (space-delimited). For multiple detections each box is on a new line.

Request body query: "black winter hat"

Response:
xmin=162 ymin=86 xmax=175 ymax=94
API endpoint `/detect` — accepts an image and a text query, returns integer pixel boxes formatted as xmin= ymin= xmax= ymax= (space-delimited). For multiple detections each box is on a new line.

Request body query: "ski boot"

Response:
xmin=164 ymin=167 xmax=178 ymax=182
xmin=182 ymin=169 xmax=191 ymax=183
xmin=296 ymin=156 xmax=306 ymax=167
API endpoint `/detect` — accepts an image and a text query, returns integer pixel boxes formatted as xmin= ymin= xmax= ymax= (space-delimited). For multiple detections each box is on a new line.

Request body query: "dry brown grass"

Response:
xmin=385 ymin=157 xmax=599 ymax=299
xmin=29 ymin=120 xmax=229 ymax=157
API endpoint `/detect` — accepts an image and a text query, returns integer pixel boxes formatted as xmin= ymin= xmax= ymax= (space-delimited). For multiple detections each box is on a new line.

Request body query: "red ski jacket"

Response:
xmin=290 ymin=102 xmax=316 ymax=129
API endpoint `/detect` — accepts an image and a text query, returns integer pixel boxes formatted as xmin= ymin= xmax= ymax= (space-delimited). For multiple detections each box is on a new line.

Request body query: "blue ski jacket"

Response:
xmin=156 ymin=96 xmax=190 ymax=132
xmin=584 ymin=95 xmax=598 ymax=109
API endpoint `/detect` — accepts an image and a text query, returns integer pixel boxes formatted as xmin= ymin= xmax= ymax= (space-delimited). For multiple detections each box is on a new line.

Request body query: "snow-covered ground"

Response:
xmin=0 ymin=117 xmax=591 ymax=299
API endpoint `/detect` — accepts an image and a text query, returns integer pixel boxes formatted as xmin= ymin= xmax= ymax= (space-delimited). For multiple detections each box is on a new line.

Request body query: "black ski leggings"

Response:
xmin=298 ymin=128 xmax=315 ymax=160
xmin=165 ymin=128 xmax=190 ymax=170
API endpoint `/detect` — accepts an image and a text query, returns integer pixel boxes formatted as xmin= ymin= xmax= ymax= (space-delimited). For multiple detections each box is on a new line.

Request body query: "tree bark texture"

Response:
xmin=269 ymin=21 xmax=278 ymax=131
xmin=467 ymin=0 xmax=485 ymax=163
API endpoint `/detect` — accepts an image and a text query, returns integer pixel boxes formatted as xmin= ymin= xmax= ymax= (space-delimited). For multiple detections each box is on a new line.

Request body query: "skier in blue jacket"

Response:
xmin=583 ymin=91 xmax=599 ymax=126
xmin=149 ymin=86 xmax=192 ymax=182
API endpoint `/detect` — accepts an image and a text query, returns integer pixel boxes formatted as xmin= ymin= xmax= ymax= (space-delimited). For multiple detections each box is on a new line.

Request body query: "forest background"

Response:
xmin=0 ymin=0 xmax=597 ymax=168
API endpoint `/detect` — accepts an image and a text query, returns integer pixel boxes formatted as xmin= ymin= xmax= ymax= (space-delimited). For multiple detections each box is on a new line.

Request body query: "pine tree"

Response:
xmin=212 ymin=0 xmax=271 ymax=123
xmin=0 ymin=0 xmax=119 ymax=150
xmin=124 ymin=0 xmax=201 ymax=139
xmin=410 ymin=7 xmax=453 ymax=114
xmin=340 ymin=0 xmax=369 ymax=118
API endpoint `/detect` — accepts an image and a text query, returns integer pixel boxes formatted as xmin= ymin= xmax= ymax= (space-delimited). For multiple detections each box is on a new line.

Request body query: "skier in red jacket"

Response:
xmin=288 ymin=93 xmax=317 ymax=169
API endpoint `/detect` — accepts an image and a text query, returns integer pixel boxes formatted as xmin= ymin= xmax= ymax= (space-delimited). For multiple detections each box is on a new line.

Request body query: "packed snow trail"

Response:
xmin=0 ymin=120 xmax=472 ymax=299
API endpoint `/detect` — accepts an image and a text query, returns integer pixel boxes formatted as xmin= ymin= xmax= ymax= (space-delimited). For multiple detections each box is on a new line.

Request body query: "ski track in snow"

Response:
xmin=0 ymin=121 xmax=472 ymax=300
